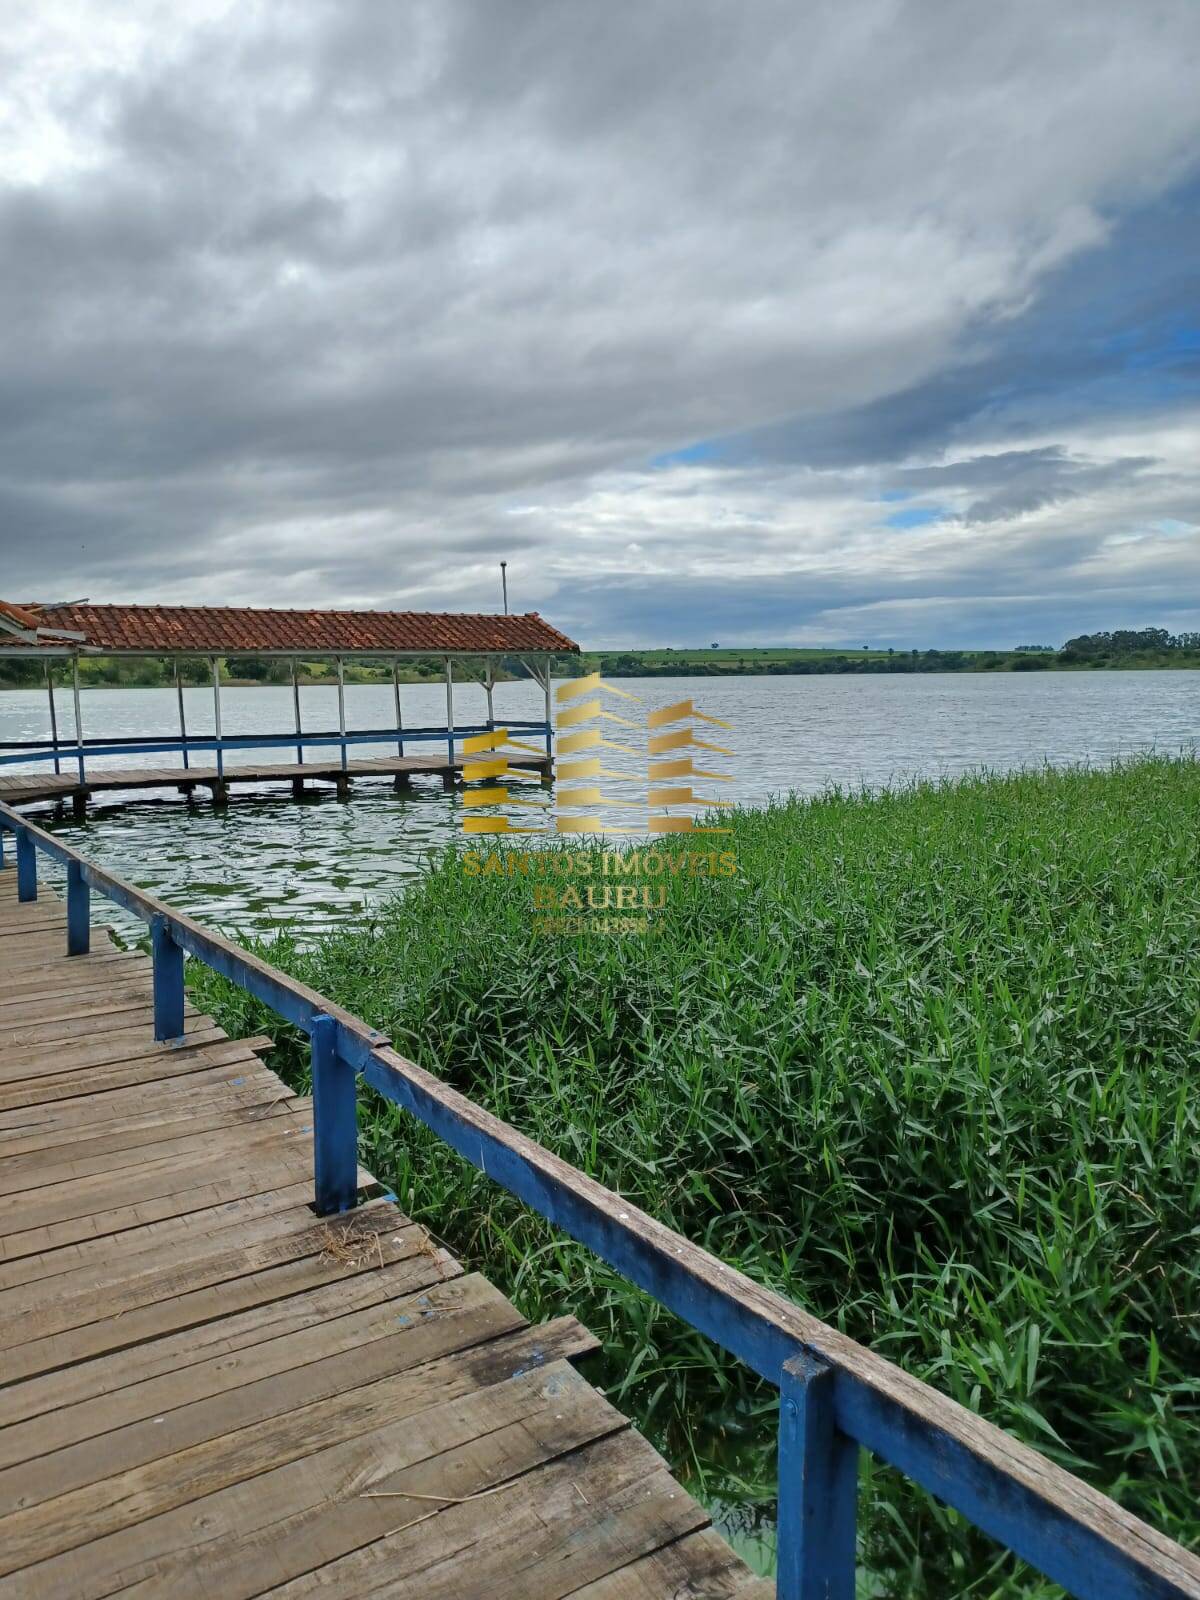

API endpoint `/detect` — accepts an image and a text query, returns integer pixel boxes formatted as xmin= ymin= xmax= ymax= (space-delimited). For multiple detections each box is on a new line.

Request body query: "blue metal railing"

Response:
xmin=0 ymin=798 xmax=1196 ymax=1600
xmin=0 ymin=721 xmax=553 ymax=772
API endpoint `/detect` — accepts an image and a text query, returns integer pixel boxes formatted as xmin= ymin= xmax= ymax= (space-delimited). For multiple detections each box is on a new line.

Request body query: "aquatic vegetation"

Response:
xmin=190 ymin=755 xmax=1200 ymax=1596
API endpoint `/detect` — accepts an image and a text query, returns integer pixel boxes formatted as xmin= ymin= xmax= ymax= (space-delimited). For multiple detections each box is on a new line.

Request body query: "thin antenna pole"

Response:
xmin=500 ymin=561 xmax=508 ymax=615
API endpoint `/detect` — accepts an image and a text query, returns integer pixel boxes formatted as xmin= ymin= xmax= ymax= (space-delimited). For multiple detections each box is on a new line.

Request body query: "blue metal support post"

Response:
xmin=776 ymin=1350 xmax=858 ymax=1600
xmin=66 ymin=859 xmax=90 ymax=955
xmin=151 ymin=913 xmax=185 ymax=1040
xmin=311 ymin=1013 xmax=358 ymax=1214
xmin=16 ymin=829 xmax=36 ymax=901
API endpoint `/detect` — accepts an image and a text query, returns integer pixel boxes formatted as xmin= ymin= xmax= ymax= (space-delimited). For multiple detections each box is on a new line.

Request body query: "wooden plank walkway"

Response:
xmin=0 ymin=867 xmax=769 ymax=1599
xmin=0 ymin=753 xmax=551 ymax=812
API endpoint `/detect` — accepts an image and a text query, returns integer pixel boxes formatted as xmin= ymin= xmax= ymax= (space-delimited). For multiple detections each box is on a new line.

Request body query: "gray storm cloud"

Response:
xmin=1 ymin=0 xmax=1198 ymax=646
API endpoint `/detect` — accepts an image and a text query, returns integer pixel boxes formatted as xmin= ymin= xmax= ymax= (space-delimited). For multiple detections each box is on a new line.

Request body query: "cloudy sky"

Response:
xmin=1 ymin=1 xmax=1198 ymax=649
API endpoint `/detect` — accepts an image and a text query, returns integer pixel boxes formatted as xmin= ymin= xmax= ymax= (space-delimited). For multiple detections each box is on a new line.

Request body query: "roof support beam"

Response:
xmin=211 ymin=656 xmax=223 ymax=777
xmin=292 ymin=658 xmax=304 ymax=765
xmin=45 ymin=664 xmax=60 ymax=776
xmin=71 ymin=655 xmax=85 ymax=784
xmin=336 ymin=656 xmax=347 ymax=771
xmin=174 ymin=660 xmax=189 ymax=771
xmin=392 ymin=660 xmax=404 ymax=757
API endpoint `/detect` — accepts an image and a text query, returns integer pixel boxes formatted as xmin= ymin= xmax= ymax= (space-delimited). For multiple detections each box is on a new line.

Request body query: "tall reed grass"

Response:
xmin=190 ymin=757 xmax=1200 ymax=1595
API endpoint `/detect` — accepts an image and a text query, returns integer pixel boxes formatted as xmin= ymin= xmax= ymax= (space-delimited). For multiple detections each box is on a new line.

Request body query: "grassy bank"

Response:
xmin=189 ymin=758 xmax=1200 ymax=1595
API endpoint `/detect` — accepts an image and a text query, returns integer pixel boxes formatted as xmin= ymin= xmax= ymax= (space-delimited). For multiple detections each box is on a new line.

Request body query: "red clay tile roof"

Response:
xmin=0 ymin=600 xmax=41 ymax=633
xmin=2 ymin=603 xmax=578 ymax=656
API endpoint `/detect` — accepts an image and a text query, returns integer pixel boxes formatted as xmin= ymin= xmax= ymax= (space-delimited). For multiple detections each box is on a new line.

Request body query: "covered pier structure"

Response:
xmin=0 ymin=601 xmax=577 ymax=814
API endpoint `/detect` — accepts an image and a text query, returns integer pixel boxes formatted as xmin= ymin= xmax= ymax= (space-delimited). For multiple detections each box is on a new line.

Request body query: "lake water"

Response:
xmin=3 ymin=670 xmax=1198 ymax=936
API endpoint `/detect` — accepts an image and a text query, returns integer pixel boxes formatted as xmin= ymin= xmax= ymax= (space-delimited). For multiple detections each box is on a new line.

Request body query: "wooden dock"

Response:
xmin=0 ymin=752 xmax=551 ymax=814
xmin=0 ymin=869 xmax=768 ymax=1599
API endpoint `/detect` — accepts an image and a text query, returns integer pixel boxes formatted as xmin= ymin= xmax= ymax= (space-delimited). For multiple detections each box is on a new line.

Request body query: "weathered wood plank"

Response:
xmin=567 ymin=1529 xmax=776 ymax=1599
xmin=0 ymin=1246 xmax=458 ymax=1433
xmin=248 ymin=1426 xmax=705 ymax=1600
xmin=0 ymin=1208 xmax=420 ymax=1385
xmin=0 ymin=1102 xmax=315 ymax=1201
xmin=0 ymin=1274 xmax=523 ymax=1512
xmin=0 ymin=1035 xmax=274 ymax=1110
xmin=0 ymin=1330 xmax=598 ymax=1588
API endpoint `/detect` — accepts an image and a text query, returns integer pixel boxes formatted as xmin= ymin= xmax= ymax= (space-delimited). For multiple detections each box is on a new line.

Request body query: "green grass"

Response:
xmin=189 ymin=756 xmax=1200 ymax=1596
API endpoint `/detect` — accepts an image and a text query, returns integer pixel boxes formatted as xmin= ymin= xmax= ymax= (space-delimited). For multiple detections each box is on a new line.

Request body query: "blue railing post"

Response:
xmin=15 ymin=829 xmax=36 ymax=902
xmin=66 ymin=859 xmax=90 ymax=955
xmin=311 ymin=1012 xmax=358 ymax=1215
xmin=776 ymin=1349 xmax=858 ymax=1600
xmin=151 ymin=913 xmax=185 ymax=1040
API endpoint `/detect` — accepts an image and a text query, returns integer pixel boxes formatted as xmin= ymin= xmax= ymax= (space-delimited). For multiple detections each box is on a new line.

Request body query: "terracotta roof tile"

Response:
xmin=3 ymin=603 xmax=578 ymax=656
xmin=0 ymin=600 xmax=41 ymax=632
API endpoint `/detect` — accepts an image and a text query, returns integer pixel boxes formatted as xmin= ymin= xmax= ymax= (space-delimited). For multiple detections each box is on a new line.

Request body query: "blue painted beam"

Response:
xmin=0 ymin=721 xmax=551 ymax=765
xmin=66 ymin=859 xmax=90 ymax=955
xmin=151 ymin=913 xmax=185 ymax=1041
xmin=311 ymin=1013 xmax=358 ymax=1215
xmin=776 ymin=1350 xmax=858 ymax=1600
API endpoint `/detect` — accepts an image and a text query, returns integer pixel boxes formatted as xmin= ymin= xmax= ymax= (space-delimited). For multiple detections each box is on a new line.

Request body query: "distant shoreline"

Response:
xmin=2 ymin=633 xmax=1198 ymax=688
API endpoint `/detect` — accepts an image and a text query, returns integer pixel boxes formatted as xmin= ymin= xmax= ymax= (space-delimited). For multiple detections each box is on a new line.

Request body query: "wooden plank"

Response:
xmin=0 ymin=1273 xmax=522 ymax=1510
xmin=0 ymin=1141 xmax=317 ymax=1262
xmin=0 ymin=1174 xmax=318 ymax=1303
xmin=567 ymin=1529 xmax=776 ymax=1599
xmin=0 ymin=1337 xmax=601 ymax=1600
xmin=0 ymin=1101 xmax=314 ymax=1197
xmin=0 ymin=1193 xmax=394 ymax=1348
xmin=0 ymin=1085 xmax=300 ymax=1167
xmin=0 ymin=1132 xmax=315 ymax=1245
xmin=0 ymin=954 xmax=146 ymax=1001
xmin=0 ymin=1059 xmax=284 ymax=1138
xmin=0 ymin=1251 xmax=461 ymax=1471
xmin=0 ymin=981 xmax=156 ymax=1026
xmin=0 ymin=1245 xmax=458 ymax=1433
xmin=0 ymin=1015 xmax=224 ymax=1083
xmin=0 ymin=1035 xmax=275 ymax=1110
xmin=0 ymin=1328 xmax=599 ymax=1590
xmin=0 ymin=1208 xmax=421 ymax=1385
xmin=178 ymin=1418 xmax=703 ymax=1600
xmin=0 ymin=1002 xmax=202 ymax=1049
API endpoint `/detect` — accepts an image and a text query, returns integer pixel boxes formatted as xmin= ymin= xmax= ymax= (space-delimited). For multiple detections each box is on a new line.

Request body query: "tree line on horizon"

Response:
xmin=1 ymin=627 xmax=1198 ymax=688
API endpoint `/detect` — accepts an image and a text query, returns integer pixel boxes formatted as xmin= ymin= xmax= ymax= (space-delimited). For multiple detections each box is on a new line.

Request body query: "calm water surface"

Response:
xmin=3 ymin=671 xmax=1197 ymax=936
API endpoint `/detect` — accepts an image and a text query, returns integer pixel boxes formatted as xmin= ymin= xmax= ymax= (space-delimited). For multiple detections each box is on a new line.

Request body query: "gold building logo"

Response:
xmin=460 ymin=727 xmax=551 ymax=834
xmin=460 ymin=672 xmax=737 ymax=838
